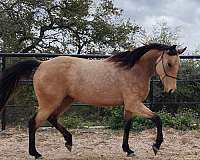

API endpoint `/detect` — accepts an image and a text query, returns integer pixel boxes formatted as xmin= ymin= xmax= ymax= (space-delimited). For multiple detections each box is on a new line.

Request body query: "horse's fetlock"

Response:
xmin=29 ymin=149 xmax=41 ymax=158
xmin=65 ymin=134 xmax=72 ymax=143
xmin=122 ymin=144 xmax=129 ymax=152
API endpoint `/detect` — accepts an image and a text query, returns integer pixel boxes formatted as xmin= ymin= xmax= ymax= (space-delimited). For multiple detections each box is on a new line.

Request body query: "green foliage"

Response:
xmin=159 ymin=111 xmax=199 ymax=130
xmin=130 ymin=111 xmax=199 ymax=131
xmin=60 ymin=115 xmax=85 ymax=128
xmin=132 ymin=116 xmax=153 ymax=131
xmin=58 ymin=105 xmax=199 ymax=131
xmin=59 ymin=105 xmax=111 ymax=128
xmin=14 ymin=85 xmax=36 ymax=107
xmin=59 ymin=106 xmax=199 ymax=131
xmin=0 ymin=0 xmax=140 ymax=53
xmin=108 ymin=107 xmax=123 ymax=129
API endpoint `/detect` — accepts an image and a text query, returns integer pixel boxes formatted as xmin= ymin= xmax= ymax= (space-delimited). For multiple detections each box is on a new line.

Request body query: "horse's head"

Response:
xmin=156 ymin=45 xmax=186 ymax=94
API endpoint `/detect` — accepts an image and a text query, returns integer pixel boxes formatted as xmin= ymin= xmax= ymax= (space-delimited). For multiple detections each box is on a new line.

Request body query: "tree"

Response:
xmin=0 ymin=0 xmax=140 ymax=54
xmin=139 ymin=21 xmax=181 ymax=46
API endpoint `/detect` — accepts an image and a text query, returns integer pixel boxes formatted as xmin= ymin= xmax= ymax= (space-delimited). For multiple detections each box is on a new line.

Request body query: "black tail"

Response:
xmin=0 ymin=59 xmax=41 ymax=111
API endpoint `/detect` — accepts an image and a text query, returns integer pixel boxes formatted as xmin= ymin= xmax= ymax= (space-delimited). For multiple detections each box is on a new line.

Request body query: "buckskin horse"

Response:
xmin=0 ymin=43 xmax=186 ymax=159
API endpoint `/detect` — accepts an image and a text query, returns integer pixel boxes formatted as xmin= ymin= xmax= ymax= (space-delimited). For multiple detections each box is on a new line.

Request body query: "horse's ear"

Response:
xmin=169 ymin=45 xmax=177 ymax=51
xmin=178 ymin=47 xmax=187 ymax=54
xmin=167 ymin=45 xmax=177 ymax=55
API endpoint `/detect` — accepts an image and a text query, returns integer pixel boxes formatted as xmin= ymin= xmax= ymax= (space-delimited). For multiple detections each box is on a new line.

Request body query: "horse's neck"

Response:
xmin=137 ymin=50 xmax=161 ymax=78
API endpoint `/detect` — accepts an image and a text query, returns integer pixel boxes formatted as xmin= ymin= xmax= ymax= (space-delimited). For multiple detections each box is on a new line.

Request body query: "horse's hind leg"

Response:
xmin=47 ymin=97 xmax=74 ymax=151
xmin=29 ymin=113 xmax=41 ymax=159
xmin=28 ymin=94 xmax=64 ymax=159
xmin=48 ymin=118 xmax=73 ymax=151
xmin=29 ymin=107 xmax=55 ymax=159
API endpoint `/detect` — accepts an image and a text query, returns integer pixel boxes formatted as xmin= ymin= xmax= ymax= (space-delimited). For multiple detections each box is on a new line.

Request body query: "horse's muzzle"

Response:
xmin=162 ymin=89 xmax=174 ymax=97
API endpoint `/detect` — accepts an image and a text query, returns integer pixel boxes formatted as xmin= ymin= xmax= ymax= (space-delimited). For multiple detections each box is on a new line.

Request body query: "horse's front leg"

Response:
xmin=122 ymin=110 xmax=135 ymax=157
xmin=150 ymin=114 xmax=163 ymax=155
xmin=136 ymin=103 xmax=164 ymax=155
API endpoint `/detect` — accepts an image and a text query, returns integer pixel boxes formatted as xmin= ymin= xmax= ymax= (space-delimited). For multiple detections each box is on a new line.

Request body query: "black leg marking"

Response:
xmin=48 ymin=117 xmax=72 ymax=151
xmin=122 ymin=119 xmax=135 ymax=157
xmin=28 ymin=113 xmax=42 ymax=159
xmin=150 ymin=114 xmax=163 ymax=155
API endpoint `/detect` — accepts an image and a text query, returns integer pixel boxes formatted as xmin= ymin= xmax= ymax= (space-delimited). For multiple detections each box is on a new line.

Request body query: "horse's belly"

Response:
xmin=69 ymin=89 xmax=123 ymax=106
xmin=76 ymin=96 xmax=123 ymax=106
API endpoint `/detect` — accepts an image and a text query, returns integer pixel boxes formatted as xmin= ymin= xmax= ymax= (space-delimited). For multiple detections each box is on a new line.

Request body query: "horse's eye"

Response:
xmin=168 ymin=63 xmax=172 ymax=67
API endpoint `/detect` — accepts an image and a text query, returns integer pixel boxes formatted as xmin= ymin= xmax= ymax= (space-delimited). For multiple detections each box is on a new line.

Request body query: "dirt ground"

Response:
xmin=0 ymin=127 xmax=199 ymax=160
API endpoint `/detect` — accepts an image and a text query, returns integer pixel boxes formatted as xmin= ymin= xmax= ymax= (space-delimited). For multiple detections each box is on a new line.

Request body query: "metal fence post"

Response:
xmin=1 ymin=56 xmax=6 ymax=131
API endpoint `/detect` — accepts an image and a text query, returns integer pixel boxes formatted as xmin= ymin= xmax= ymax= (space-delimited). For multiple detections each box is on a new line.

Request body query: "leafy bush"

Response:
xmin=160 ymin=110 xmax=199 ymax=130
xmin=108 ymin=107 xmax=123 ymax=129
xmin=59 ymin=106 xmax=199 ymax=130
xmin=60 ymin=115 xmax=97 ymax=128
xmin=159 ymin=112 xmax=176 ymax=127
xmin=132 ymin=116 xmax=153 ymax=131
xmin=131 ymin=111 xmax=199 ymax=131
xmin=60 ymin=115 xmax=83 ymax=128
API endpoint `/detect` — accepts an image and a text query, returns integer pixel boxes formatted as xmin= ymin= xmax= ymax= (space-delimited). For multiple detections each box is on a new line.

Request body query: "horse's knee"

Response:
xmin=150 ymin=114 xmax=162 ymax=126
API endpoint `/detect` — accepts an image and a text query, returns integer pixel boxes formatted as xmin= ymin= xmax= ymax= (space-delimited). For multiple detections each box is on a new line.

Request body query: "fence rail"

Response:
xmin=1 ymin=53 xmax=200 ymax=131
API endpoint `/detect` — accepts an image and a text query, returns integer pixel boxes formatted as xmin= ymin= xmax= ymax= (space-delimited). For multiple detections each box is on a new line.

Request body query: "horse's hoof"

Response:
xmin=29 ymin=151 xmax=42 ymax=160
xmin=33 ymin=152 xmax=43 ymax=160
xmin=152 ymin=144 xmax=159 ymax=155
xmin=65 ymin=143 xmax=72 ymax=152
xmin=127 ymin=151 xmax=135 ymax=157
xmin=35 ymin=156 xmax=45 ymax=160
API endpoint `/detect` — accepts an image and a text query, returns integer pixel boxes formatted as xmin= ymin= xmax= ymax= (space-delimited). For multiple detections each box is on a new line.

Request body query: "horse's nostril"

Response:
xmin=168 ymin=89 xmax=173 ymax=95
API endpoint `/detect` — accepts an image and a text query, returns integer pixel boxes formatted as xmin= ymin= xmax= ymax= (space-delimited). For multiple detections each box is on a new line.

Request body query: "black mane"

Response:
xmin=108 ymin=43 xmax=173 ymax=69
